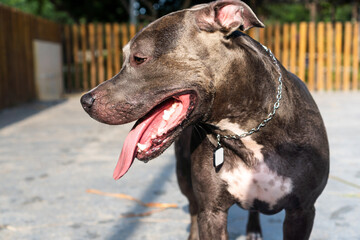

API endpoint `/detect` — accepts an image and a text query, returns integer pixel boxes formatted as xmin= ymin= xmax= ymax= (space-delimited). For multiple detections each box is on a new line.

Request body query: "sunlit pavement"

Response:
xmin=0 ymin=92 xmax=359 ymax=240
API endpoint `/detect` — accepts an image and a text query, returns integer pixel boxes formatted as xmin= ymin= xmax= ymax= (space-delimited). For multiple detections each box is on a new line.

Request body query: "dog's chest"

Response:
xmin=220 ymin=160 xmax=292 ymax=210
xmin=215 ymin=119 xmax=293 ymax=210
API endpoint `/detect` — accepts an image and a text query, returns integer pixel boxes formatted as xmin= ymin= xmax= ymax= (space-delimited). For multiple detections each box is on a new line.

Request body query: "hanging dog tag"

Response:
xmin=214 ymin=147 xmax=224 ymax=167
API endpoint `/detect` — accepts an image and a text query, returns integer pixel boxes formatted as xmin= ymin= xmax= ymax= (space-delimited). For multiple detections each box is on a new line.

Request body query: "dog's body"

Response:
xmin=81 ymin=1 xmax=329 ymax=239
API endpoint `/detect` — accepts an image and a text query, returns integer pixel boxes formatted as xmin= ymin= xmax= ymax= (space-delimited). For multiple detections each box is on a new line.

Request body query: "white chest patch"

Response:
xmin=216 ymin=119 xmax=293 ymax=210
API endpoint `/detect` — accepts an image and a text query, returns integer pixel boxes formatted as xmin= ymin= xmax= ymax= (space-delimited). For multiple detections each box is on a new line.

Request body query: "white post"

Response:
xmin=130 ymin=0 xmax=137 ymax=25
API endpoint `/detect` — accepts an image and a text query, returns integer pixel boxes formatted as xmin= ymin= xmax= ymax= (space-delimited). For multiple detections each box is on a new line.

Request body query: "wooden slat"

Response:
xmin=97 ymin=24 xmax=105 ymax=84
xmin=4 ymin=6 xmax=12 ymax=106
xmin=9 ymin=9 xmax=17 ymax=103
xmin=326 ymin=22 xmax=333 ymax=91
xmin=16 ymin=9 xmax=24 ymax=101
xmin=21 ymin=11 xmax=29 ymax=99
xmin=15 ymin=10 xmax=23 ymax=101
xmin=113 ymin=23 xmax=121 ymax=74
xmin=25 ymin=13 xmax=34 ymax=99
xmin=121 ymin=23 xmax=129 ymax=47
xmin=20 ymin=11 xmax=30 ymax=101
xmin=18 ymin=10 xmax=26 ymax=100
xmin=290 ymin=23 xmax=297 ymax=75
xmin=25 ymin=12 xmax=33 ymax=99
xmin=298 ymin=22 xmax=307 ymax=82
xmin=10 ymin=9 xmax=19 ymax=104
xmin=317 ymin=22 xmax=325 ymax=91
xmin=129 ymin=24 xmax=136 ymax=39
xmin=27 ymin=13 xmax=35 ymax=99
xmin=121 ymin=24 xmax=129 ymax=65
xmin=106 ymin=23 xmax=113 ymax=80
xmin=282 ymin=24 xmax=289 ymax=69
xmin=247 ymin=28 xmax=256 ymax=40
xmin=88 ymin=24 xmax=97 ymax=88
xmin=266 ymin=24 xmax=273 ymax=50
xmin=352 ymin=22 xmax=359 ymax=90
xmin=0 ymin=6 xmax=6 ymax=108
xmin=343 ymin=22 xmax=352 ymax=91
xmin=72 ymin=24 xmax=80 ymax=90
xmin=259 ymin=27 xmax=265 ymax=45
xmin=64 ymin=25 xmax=72 ymax=91
xmin=308 ymin=22 xmax=316 ymax=91
xmin=9 ymin=9 xmax=16 ymax=102
xmin=23 ymin=12 xmax=31 ymax=100
xmin=4 ymin=7 xmax=10 ymax=100
xmin=9 ymin=7 xmax=15 ymax=104
xmin=81 ymin=24 xmax=88 ymax=90
xmin=274 ymin=23 xmax=281 ymax=59
xmin=335 ymin=22 xmax=343 ymax=90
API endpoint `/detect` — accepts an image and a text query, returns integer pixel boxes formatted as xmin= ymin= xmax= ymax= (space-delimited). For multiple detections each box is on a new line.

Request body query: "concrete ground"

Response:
xmin=0 ymin=92 xmax=359 ymax=240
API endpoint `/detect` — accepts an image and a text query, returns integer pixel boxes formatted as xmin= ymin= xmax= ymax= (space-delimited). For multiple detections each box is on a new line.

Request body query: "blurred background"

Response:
xmin=0 ymin=0 xmax=359 ymax=108
xmin=0 ymin=0 xmax=359 ymax=240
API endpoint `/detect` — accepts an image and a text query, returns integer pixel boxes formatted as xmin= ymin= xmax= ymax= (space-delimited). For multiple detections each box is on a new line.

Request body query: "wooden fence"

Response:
xmin=0 ymin=4 xmax=62 ymax=109
xmin=63 ymin=23 xmax=143 ymax=92
xmin=248 ymin=22 xmax=359 ymax=91
xmin=64 ymin=21 xmax=359 ymax=93
xmin=0 ymin=7 xmax=358 ymax=112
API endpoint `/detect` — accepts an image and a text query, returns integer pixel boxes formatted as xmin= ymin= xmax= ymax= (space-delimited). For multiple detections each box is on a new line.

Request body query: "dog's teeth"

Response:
xmin=137 ymin=143 xmax=147 ymax=151
xmin=157 ymin=127 xmax=165 ymax=135
xmin=163 ymin=110 xmax=171 ymax=121
xmin=171 ymin=102 xmax=180 ymax=111
xmin=162 ymin=102 xmax=179 ymax=121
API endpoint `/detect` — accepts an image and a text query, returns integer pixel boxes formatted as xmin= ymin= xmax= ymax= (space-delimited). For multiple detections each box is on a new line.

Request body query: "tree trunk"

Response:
xmin=181 ymin=0 xmax=192 ymax=9
xmin=330 ymin=5 xmax=336 ymax=23
xmin=309 ymin=2 xmax=317 ymax=22
xmin=130 ymin=0 xmax=137 ymax=24
xmin=352 ymin=1 xmax=359 ymax=22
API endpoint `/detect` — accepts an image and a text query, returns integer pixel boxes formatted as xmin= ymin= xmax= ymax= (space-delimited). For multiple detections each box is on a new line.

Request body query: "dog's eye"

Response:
xmin=133 ymin=56 xmax=147 ymax=65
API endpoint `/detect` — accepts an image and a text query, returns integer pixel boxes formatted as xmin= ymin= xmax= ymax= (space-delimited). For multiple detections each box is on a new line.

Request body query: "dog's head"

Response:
xmin=80 ymin=0 xmax=264 ymax=180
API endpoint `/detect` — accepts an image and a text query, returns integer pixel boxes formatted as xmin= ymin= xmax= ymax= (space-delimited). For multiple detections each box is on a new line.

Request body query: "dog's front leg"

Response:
xmin=175 ymin=126 xmax=200 ymax=240
xmin=283 ymin=206 xmax=316 ymax=240
xmin=197 ymin=208 xmax=229 ymax=240
xmin=190 ymin=137 xmax=234 ymax=240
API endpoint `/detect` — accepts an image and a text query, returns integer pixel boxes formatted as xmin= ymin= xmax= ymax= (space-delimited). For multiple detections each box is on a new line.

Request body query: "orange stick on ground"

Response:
xmin=86 ymin=189 xmax=178 ymax=209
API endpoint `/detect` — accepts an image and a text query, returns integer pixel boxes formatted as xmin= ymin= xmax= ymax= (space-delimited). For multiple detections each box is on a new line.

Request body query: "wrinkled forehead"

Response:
xmin=126 ymin=10 xmax=188 ymax=57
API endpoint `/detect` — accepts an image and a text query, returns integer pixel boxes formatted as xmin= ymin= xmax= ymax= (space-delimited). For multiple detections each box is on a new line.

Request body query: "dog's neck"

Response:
xmin=205 ymin=37 xmax=283 ymax=134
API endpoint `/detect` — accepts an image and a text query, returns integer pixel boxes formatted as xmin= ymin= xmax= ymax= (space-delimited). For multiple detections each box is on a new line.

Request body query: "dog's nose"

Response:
xmin=80 ymin=93 xmax=95 ymax=111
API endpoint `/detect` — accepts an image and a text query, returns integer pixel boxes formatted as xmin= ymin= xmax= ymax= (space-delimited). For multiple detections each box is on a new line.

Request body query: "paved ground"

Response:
xmin=0 ymin=92 xmax=359 ymax=240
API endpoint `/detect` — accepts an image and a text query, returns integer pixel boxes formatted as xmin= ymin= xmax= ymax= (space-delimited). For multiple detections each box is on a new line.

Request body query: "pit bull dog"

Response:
xmin=80 ymin=1 xmax=329 ymax=239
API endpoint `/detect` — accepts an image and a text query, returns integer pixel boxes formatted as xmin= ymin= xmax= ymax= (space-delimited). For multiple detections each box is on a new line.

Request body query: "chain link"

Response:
xmin=216 ymin=45 xmax=283 ymax=146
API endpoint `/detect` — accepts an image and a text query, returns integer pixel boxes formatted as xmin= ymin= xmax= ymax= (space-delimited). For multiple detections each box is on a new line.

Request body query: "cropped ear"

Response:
xmin=195 ymin=0 xmax=264 ymax=35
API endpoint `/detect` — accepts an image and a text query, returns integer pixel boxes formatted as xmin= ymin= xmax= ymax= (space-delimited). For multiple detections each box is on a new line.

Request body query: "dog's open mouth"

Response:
xmin=113 ymin=93 xmax=195 ymax=180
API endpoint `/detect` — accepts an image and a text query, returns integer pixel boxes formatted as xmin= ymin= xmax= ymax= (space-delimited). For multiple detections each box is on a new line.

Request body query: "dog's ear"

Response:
xmin=195 ymin=0 xmax=264 ymax=35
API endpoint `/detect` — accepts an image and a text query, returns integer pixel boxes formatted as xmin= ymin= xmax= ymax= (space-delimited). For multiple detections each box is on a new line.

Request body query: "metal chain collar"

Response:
xmin=216 ymin=44 xmax=283 ymax=148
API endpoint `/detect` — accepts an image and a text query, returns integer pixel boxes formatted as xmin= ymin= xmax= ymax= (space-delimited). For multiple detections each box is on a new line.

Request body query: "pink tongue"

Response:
xmin=113 ymin=115 xmax=158 ymax=180
xmin=113 ymin=94 xmax=191 ymax=180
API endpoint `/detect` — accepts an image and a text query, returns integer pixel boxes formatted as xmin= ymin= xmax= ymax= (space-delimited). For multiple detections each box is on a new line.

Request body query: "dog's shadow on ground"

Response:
xmin=107 ymin=159 xmax=178 ymax=240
